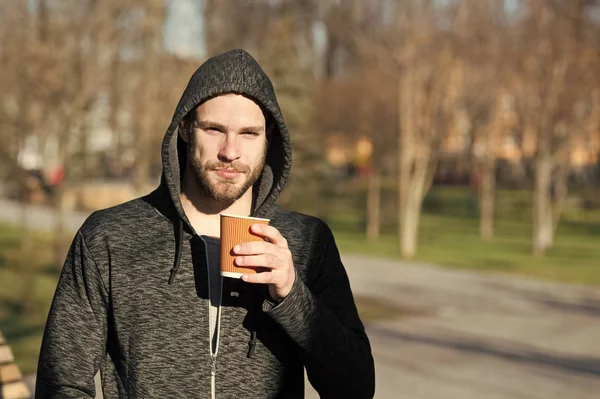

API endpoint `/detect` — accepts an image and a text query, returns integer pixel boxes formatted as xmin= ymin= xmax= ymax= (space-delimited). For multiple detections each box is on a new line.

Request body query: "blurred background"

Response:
xmin=1 ymin=0 xmax=600 ymax=398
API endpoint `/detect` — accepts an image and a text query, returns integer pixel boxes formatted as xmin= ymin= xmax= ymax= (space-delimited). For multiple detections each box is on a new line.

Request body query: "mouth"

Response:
xmin=214 ymin=168 xmax=243 ymax=179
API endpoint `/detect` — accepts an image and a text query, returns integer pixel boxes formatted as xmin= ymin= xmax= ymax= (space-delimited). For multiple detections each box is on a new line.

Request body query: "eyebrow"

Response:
xmin=195 ymin=119 xmax=265 ymax=134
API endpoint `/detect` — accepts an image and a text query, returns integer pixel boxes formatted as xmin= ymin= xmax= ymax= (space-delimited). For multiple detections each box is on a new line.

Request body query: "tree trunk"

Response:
xmin=551 ymin=163 xmax=569 ymax=237
xmin=479 ymin=156 xmax=496 ymax=240
xmin=397 ymin=64 xmax=437 ymax=259
xmin=400 ymin=184 xmax=423 ymax=258
xmin=398 ymin=71 xmax=414 ymax=257
xmin=400 ymin=151 xmax=430 ymax=258
xmin=400 ymin=198 xmax=420 ymax=258
xmin=366 ymin=170 xmax=381 ymax=240
xmin=53 ymin=181 xmax=66 ymax=269
xmin=532 ymin=152 xmax=553 ymax=256
xmin=398 ymin=75 xmax=413 ymax=256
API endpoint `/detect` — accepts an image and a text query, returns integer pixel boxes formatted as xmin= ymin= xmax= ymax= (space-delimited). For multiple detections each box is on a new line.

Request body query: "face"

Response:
xmin=181 ymin=94 xmax=268 ymax=204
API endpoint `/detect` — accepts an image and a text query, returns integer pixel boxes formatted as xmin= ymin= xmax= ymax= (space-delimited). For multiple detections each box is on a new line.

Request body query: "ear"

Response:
xmin=178 ymin=121 xmax=189 ymax=143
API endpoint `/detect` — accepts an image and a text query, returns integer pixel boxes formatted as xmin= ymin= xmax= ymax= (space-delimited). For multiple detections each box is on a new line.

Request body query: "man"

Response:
xmin=36 ymin=49 xmax=375 ymax=399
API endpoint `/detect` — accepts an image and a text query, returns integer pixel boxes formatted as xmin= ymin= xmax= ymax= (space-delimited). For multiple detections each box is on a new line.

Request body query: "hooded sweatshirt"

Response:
xmin=36 ymin=49 xmax=375 ymax=399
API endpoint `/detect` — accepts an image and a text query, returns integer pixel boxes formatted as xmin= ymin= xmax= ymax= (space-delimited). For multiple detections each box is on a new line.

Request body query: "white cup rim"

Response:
xmin=220 ymin=213 xmax=270 ymax=222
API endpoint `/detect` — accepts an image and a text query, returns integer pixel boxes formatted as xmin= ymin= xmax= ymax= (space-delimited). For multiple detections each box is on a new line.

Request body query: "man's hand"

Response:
xmin=233 ymin=224 xmax=295 ymax=302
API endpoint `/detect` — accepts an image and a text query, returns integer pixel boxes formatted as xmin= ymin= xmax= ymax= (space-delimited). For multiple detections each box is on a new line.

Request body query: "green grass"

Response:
xmin=334 ymin=212 xmax=600 ymax=286
xmin=354 ymin=295 xmax=418 ymax=321
xmin=0 ymin=223 xmax=60 ymax=374
xmin=321 ymin=184 xmax=600 ymax=286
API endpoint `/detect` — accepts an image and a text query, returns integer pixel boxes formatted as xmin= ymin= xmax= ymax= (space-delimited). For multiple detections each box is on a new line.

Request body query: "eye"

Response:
xmin=242 ymin=131 xmax=259 ymax=137
xmin=205 ymin=127 xmax=223 ymax=134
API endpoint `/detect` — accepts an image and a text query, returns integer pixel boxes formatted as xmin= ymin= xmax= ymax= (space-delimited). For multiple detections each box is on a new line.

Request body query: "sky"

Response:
xmin=161 ymin=0 xmax=522 ymax=61
xmin=23 ymin=0 xmax=531 ymax=60
xmin=163 ymin=0 xmax=206 ymax=59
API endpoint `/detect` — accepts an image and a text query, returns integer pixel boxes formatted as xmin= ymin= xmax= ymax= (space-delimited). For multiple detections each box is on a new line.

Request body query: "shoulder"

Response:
xmin=78 ymin=196 xmax=158 ymax=245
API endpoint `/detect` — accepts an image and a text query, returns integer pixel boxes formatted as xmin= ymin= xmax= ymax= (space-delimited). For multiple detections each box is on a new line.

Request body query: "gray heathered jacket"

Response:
xmin=36 ymin=49 xmax=375 ymax=399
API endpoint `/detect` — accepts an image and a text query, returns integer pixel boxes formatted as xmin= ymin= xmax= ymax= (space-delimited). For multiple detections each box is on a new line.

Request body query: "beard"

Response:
xmin=187 ymin=140 xmax=266 ymax=205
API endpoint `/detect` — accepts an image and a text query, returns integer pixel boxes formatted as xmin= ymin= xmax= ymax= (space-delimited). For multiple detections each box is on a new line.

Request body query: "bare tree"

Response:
xmin=518 ymin=0 xmax=599 ymax=255
xmin=0 ymin=0 xmax=172 ymax=266
xmin=128 ymin=0 xmax=168 ymax=193
xmin=455 ymin=0 xmax=516 ymax=240
xmin=0 ymin=1 xmax=41 ymax=257
xmin=391 ymin=1 xmax=464 ymax=258
xmin=349 ymin=0 xmax=396 ymax=241
xmin=329 ymin=0 xmax=466 ymax=255
xmin=316 ymin=62 xmax=396 ymax=239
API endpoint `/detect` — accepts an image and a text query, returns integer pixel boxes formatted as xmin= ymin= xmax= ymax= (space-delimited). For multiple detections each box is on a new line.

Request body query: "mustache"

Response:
xmin=204 ymin=161 xmax=251 ymax=174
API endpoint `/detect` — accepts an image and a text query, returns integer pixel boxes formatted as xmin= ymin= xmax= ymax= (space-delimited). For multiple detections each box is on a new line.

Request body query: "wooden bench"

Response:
xmin=0 ymin=331 xmax=31 ymax=399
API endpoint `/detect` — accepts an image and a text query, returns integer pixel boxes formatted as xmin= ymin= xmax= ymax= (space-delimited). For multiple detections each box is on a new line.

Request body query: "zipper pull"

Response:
xmin=247 ymin=330 xmax=257 ymax=358
xmin=211 ymin=356 xmax=217 ymax=377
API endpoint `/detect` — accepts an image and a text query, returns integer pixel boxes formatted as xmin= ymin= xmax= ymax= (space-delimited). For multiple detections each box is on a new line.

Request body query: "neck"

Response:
xmin=179 ymin=168 xmax=253 ymax=237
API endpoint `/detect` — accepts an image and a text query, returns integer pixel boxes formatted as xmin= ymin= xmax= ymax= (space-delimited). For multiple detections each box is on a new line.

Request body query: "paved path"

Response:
xmin=4 ymin=199 xmax=599 ymax=398
xmin=0 ymin=198 xmax=88 ymax=234
xmin=337 ymin=256 xmax=600 ymax=399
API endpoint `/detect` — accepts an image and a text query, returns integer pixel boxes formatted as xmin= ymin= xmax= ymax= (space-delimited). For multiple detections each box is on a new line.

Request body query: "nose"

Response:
xmin=218 ymin=133 xmax=241 ymax=162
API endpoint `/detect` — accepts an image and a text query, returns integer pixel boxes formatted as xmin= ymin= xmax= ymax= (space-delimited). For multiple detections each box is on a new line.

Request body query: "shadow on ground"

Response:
xmin=481 ymin=280 xmax=600 ymax=319
xmin=370 ymin=325 xmax=600 ymax=377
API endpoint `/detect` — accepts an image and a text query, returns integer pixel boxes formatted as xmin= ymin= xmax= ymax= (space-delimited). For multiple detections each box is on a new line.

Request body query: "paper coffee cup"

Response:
xmin=220 ymin=213 xmax=270 ymax=278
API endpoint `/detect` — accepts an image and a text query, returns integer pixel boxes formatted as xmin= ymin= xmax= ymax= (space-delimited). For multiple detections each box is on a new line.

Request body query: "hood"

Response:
xmin=160 ymin=49 xmax=292 ymax=231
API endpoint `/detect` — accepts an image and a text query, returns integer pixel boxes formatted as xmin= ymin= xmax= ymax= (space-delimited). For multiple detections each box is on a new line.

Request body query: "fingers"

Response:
xmin=232 ymin=224 xmax=294 ymax=300
xmin=232 ymin=226 xmax=287 ymax=255
xmin=241 ymin=270 xmax=275 ymax=285
xmin=235 ymin=254 xmax=278 ymax=269
xmin=232 ymin=241 xmax=273 ymax=256
xmin=249 ymin=224 xmax=288 ymax=248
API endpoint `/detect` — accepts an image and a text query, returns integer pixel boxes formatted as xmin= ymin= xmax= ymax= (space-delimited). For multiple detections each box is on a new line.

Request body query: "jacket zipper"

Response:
xmin=206 ymin=239 xmax=216 ymax=399
xmin=204 ymin=236 xmax=221 ymax=399
xmin=211 ymin=355 xmax=217 ymax=399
